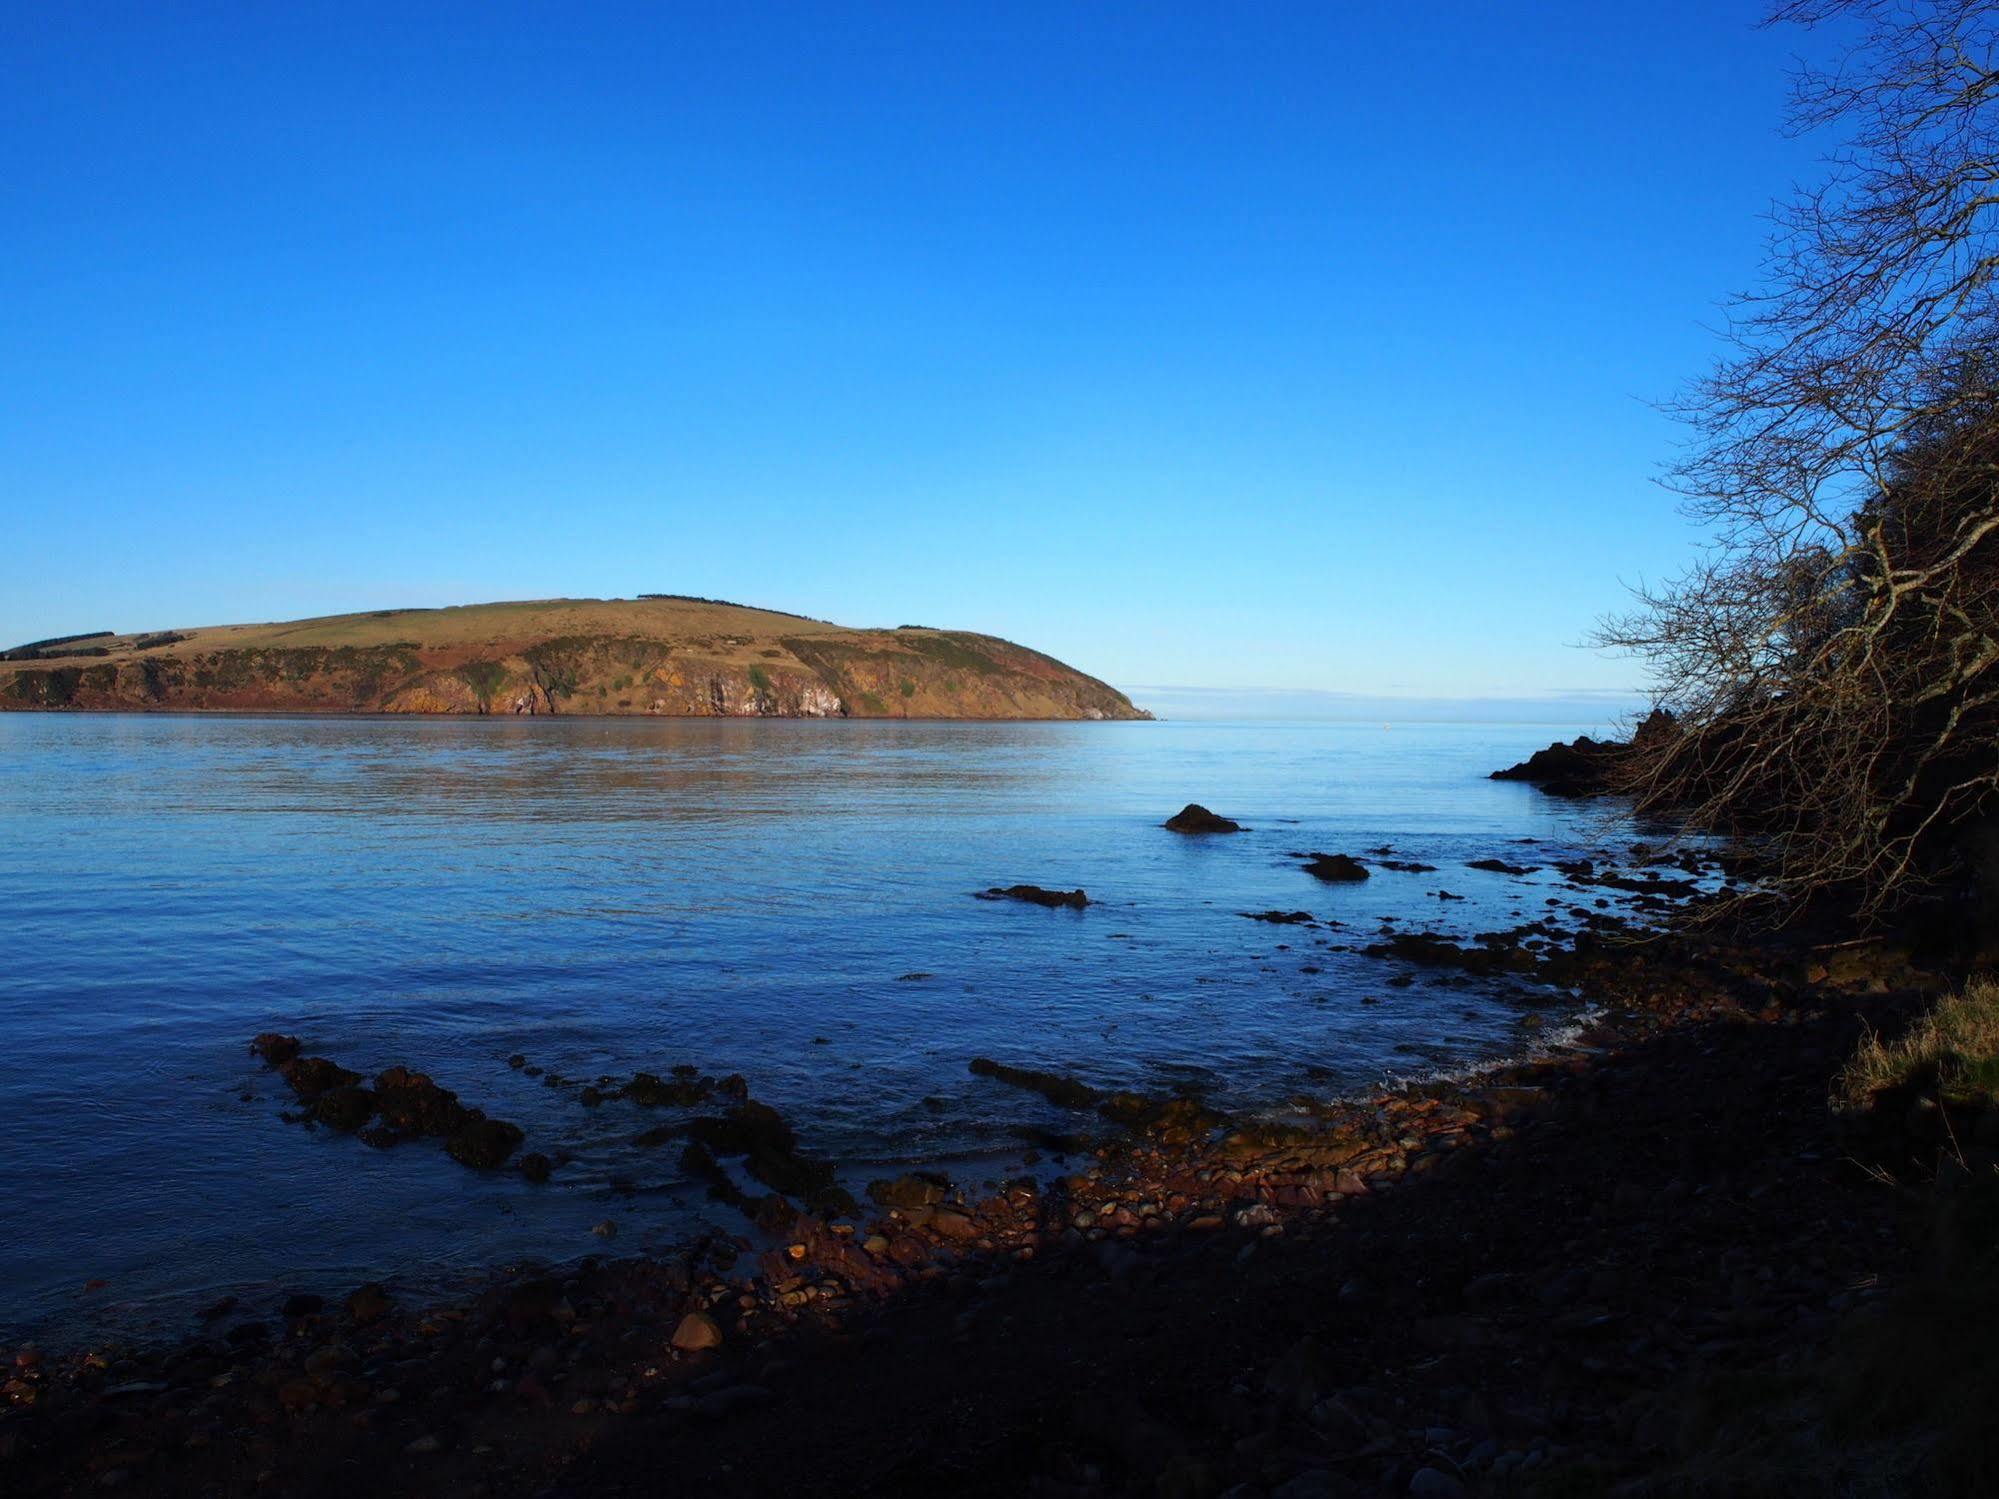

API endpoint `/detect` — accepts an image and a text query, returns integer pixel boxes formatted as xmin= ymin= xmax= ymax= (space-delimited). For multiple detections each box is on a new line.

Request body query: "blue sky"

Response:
xmin=2 ymin=2 xmax=1827 ymax=701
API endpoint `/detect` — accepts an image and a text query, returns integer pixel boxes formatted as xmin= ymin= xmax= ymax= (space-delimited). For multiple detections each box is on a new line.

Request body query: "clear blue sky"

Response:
xmin=2 ymin=2 xmax=1825 ymax=700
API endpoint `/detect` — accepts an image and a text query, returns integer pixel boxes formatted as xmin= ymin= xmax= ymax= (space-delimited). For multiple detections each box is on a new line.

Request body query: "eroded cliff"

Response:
xmin=0 ymin=598 xmax=1148 ymax=721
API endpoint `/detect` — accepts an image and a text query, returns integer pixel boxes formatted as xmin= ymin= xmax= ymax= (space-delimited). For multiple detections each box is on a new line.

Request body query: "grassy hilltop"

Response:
xmin=0 ymin=596 xmax=1149 ymax=721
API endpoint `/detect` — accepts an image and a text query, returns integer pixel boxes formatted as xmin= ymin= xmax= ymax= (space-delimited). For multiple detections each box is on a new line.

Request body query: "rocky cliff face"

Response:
xmin=0 ymin=627 xmax=1149 ymax=722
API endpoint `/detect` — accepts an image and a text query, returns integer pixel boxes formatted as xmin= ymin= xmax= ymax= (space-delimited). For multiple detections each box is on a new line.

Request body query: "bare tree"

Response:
xmin=1602 ymin=0 xmax=1999 ymax=924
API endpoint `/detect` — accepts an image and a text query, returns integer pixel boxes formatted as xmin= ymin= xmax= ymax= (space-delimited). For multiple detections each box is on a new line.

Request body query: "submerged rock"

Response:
xmin=1468 ymin=859 xmax=1540 ymax=876
xmin=1164 ymin=803 xmax=1245 ymax=834
xmin=968 ymin=1057 xmax=1100 ymax=1109
xmin=977 ymin=884 xmax=1090 ymax=908
xmin=1098 ymin=1091 xmax=1227 ymax=1142
xmin=624 ymin=1068 xmax=718 ymax=1108
xmin=683 ymin=1098 xmax=857 ymax=1218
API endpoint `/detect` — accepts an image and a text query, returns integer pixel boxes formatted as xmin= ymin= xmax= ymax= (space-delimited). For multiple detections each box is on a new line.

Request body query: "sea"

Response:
xmin=0 ymin=712 xmax=1653 ymax=1344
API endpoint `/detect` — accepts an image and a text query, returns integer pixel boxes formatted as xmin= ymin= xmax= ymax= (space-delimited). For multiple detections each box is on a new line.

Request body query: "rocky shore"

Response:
xmin=0 ymin=862 xmax=1956 ymax=1496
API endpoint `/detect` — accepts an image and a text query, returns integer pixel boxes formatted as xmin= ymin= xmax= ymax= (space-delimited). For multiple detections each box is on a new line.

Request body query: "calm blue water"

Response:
xmin=0 ymin=714 xmax=1634 ymax=1344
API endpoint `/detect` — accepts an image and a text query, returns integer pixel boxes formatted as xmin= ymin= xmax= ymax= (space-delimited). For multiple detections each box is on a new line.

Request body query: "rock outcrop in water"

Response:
xmin=0 ymin=597 xmax=1149 ymax=721
xmin=1300 ymin=852 xmax=1369 ymax=882
xmin=975 ymin=885 xmax=1090 ymax=909
xmin=250 ymin=1035 xmax=526 ymax=1171
xmin=1489 ymin=710 xmax=1678 ymax=797
xmin=1162 ymin=804 xmax=1245 ymax=833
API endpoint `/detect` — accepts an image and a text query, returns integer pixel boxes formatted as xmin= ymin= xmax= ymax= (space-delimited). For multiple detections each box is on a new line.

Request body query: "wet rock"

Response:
xmin=249 ymin=1033 xmax=302 ymax=1067
xmin=685 ymin=1099 xmax=792 ymax=1163
xmin=1379 ymin=859 xmax=1439 ymax=873
xmin=1098 ymin=1092 xmax=1226 ymax=1142
xmin=1244 ymin=910 xmax=1316 ymax=925
xmin=445 ymin=1115 xmax=525 ymax=1169
xmin=1301 ymin=853 xmax=1369 ymax=882
xmin=371 ymin=1067 xmax=470 ymax=1137
xmin=279 ymin=1056 xmax=361 ymax=1099
xmin=1164 ymin=804 xmax=1244 ymax=834
xmin=867 ymin=1173 xmax=950 ymax=1210
xmin=310 ymin=1085 xmax=376 ymax=1132
xmin=344 ymin=1283 xmax=391 ymax=1325
xmin=624 ymin=1069 xmax=716 ymax=1108
xmin=930 ymin=1208 xmax=980 ymax=1241
xmin=1363 ymin=931 xmax=1537 ymax=977
xmin=1467 ymin=858 xmax=1538 ymax=876
xmin=1009 ymin=1123 xmax=1089 ymax=1153
xmin=968 ymin=1057 xmax=1100 ymax=1109
xmin=977 ymin=884 xmax=1090 ymax=909
xmin=280 ymin=1293 xmax=323 ymax=1320
xmin=685 ymin=1099 xmax=856 ymax=1217
xmin=671 ymin=1312 xmax=723 ymax=1352
xmin=518 ymin=1152 xmax=553 ymax=1183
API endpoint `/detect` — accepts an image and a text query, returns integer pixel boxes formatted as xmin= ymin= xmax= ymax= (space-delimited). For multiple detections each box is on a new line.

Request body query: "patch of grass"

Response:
xmin=456 ymin=660 xmax=508 ymax=708
xmin=858 ymin=691 xmax=887 ymax=714
xmin=747 ymin=664 xmax=771 ymax=693
xmin=898 ymin=678 xmax=915 ymax=698
xmin=1838 ymin=977 xmax=1999 ymax=1112
xmin=901 ymin=632 xmax=999 ymax=675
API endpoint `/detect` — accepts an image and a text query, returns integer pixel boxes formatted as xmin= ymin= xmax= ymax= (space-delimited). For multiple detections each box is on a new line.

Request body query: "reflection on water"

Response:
xmin=0 ymin=713 xmax=1626 ymax=1342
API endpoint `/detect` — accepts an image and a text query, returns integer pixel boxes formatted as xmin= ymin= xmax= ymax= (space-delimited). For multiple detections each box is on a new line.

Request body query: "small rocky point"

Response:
xmin=976 ymin=884 xmax=1090 ymax=909
xmin=1163 ymin=804 xmax=1244 ymax=834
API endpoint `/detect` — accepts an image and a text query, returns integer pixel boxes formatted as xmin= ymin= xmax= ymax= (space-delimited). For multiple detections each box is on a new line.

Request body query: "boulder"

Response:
xmin=250 ymin=1033 xmax=302 ymax=1066
xmin=1164 ymin=803 xmax=1244 ymax=833
xmin=444 ymin=1115 xmax=525 ymax=1169
xmin=670 ymin=1311 xmax=723 ymax=1352
xmin=968 ymin=1057 xmax=1100 ymax=1109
